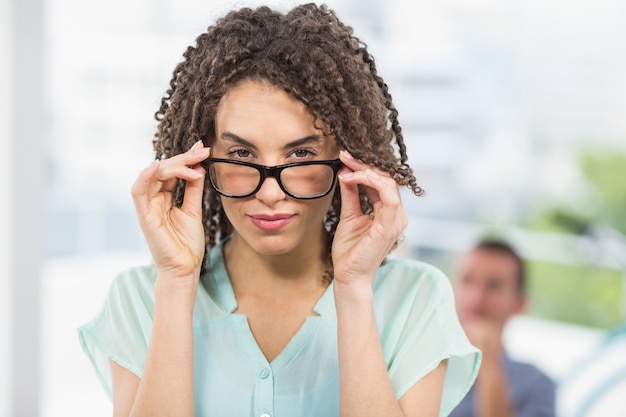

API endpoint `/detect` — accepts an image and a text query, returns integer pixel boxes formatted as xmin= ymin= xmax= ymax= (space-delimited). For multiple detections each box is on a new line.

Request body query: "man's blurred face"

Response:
xmin=454 ymin=248 xmax=525 ymax=331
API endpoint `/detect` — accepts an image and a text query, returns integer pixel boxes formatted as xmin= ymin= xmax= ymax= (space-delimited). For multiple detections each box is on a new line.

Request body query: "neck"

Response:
xmin=223 ymin=232 xmax=331 ymax=296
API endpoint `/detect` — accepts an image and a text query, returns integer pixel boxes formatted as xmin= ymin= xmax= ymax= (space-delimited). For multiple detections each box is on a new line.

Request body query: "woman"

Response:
xmin=78 ymin=4 xmax=480 ymax=417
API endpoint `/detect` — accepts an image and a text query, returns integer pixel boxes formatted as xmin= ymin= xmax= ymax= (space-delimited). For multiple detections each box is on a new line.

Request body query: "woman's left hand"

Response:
xmin=332 ymin=151 xmax=408 ymax=288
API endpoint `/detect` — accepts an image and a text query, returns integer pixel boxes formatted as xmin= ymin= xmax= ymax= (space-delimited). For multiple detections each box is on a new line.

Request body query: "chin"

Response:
xmin=245 ymin=233 xmax=305 ymax=257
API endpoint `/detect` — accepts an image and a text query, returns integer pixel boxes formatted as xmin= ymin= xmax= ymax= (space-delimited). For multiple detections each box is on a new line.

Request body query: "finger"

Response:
xmin=161 ymin=141 xmax=212 ymax=170
xmin=156 ymin=146 xmax=211 ymax=182
xmin=134 ymin=142 xmax=211 ymax=207
xmin=146 ymin=152 xmax=207 ymax=198
xmin=339 ymin=151 xmax=401 ymax=205
xmin=131 ymin=161 xmax=160 ymax=217
xmin=141 ymin=142 xmax=210 ymax=195
xmin=363 ymin=169 xmax=405 ymax=230
xmin=339 ymin=150 xmax=388 ymax=203
xmin=337 ymin=169 xmax=385 ymax=202
xmin=339 ymin=150 xmax=386 ymax=177
xmin=338 ymin=168 xmax=403 ymax=230
xmin=337 ymin=167 xmax=363 ymax=220
xmin=154 ymin=163 xmax=204 ymax=185
xmin=180 ymin=164 xmax=207 ymax=219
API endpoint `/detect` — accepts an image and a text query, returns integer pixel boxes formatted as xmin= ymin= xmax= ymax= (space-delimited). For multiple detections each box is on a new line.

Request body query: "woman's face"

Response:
xmin=212 ymin=80 xmax=340 ymax=257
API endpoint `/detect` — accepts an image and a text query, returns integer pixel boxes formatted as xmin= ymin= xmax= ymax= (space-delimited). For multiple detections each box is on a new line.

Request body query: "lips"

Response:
xmin=249 ymin=213 xmax=295 ymax=231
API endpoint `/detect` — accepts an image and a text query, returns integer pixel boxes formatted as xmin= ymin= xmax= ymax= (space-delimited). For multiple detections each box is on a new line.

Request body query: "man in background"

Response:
xmin=449 ymin=239 xmax=555 ymax=417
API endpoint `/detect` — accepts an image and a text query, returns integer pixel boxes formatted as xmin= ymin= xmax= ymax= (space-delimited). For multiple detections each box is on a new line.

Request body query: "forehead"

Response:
xmin=459 ymin=248 xmax=519 ymax=283
xmin=215 ymin=80 xmax=322 ymax=143
xmin=218 ymin=80 xmax=303 ymax=113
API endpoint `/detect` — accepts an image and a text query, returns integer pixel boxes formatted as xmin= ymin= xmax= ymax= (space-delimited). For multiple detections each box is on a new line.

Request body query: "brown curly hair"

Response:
xmin=152 ymin=3 xmax=423 ymax=274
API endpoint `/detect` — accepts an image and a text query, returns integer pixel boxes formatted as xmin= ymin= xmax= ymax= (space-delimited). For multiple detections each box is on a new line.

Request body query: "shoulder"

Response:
xmin=77 ymin=263 xmax=159 ymax=390
xmin=104 ymin=263 xmax=158 ymax=311
xmin=373 ymin=257 xmax=453 ymax=304
xmin=110 ymin=263 xmax=157 ymax=291
xmin=373 ymin=257 xmax=482 ymax=407
xmin=377 ymin=256 xmax=448 ymax=277
xmin=371 ymin=257 xmax=458 ymax=332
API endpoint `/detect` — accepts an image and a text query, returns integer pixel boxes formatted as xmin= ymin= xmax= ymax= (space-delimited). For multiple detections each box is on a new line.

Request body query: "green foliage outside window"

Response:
xmin=527 ymin=261 xmax=622 ymax=329
xmin=523 ymin=148 xmax=626 ymax=329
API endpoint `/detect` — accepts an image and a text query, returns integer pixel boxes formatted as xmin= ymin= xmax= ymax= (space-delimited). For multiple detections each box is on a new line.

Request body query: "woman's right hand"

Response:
xmin=131 ymin=140 xmax=211 ymax=282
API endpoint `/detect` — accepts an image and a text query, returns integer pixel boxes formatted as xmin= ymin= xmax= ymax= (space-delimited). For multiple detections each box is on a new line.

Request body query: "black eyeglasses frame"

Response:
xmin=202 ymin=158 xmax=343 ymax=200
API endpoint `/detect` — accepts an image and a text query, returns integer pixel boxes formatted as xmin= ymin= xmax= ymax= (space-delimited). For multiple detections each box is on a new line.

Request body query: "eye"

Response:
xmin=290 ymin=148 xmax=316 ymax=159
xmin=227 ymin=148 xmax=254 ymax=159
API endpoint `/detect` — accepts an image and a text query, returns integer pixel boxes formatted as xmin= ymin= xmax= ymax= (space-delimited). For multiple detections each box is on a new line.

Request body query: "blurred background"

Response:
xmin=2 ymin=0 xmax=625 ymax=415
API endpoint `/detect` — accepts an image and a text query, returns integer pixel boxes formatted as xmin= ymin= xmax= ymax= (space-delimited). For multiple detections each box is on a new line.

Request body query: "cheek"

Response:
xmin=312 ymin=195 xmax=335 ymax=220
xmin=455 ymin=284 xmax=481 ymax=306
xmin=492 ymin=294 xmax=517 ymax=315
xmin=219 ymin=198 xmax=240 ymax=224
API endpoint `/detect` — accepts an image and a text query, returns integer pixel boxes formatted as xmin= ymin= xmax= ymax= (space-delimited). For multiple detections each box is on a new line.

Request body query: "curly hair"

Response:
xmin=152 ymin=3 xmax=423 ymax=276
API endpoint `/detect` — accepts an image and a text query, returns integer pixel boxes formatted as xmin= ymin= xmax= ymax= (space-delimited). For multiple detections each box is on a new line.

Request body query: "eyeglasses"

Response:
xmin=202 ymin=158 xmax=343 ymax=199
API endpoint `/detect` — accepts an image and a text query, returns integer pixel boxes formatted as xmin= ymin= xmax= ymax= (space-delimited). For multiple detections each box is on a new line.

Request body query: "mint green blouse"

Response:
xmin=78 ymin=242 xmax=480 ymax=417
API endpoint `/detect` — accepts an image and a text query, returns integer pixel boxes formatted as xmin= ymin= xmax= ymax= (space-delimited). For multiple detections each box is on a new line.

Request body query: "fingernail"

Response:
xmin=340 ymin=150 xmax=354 ymax=160
xmin=194 ymin=146 xmax=211 ymax=155
xmin=189 ymin=168 xmax=203 ymax=179
xmin=366 ymin=169 xmax=380 ymax=180
xmin=191 ymin=140 xmax=203 ymax=150
xmin=338 ymin=171 xmax=353 ymax=180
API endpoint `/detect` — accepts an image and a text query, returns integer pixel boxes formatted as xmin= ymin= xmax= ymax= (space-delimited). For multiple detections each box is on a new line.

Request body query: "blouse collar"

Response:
xmin=202 ymin=241 xmax=337 ymax=322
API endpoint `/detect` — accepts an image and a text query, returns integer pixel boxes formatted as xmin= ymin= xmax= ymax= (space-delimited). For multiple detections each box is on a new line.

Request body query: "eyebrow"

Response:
xmin=220 ymin=132 xmax=324 ymax=150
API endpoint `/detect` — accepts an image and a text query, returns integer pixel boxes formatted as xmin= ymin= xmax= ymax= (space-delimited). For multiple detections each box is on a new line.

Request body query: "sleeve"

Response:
xmin=77 ymin=265 xmax=157 ymax=399
xmin=376 ymin=260 xmax=481 ymax=417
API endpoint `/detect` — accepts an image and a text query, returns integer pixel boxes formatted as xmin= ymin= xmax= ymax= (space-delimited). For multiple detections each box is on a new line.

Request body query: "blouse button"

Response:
xmin=259 ymin=368 xmax=270 ymax=379
xmin=260 ymin=414 xmax=270 ymax=417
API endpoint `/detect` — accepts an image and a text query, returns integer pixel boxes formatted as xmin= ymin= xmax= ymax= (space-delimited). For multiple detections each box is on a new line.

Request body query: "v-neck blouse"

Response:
xmin=78 ymin=242 xmax=480 ymax=417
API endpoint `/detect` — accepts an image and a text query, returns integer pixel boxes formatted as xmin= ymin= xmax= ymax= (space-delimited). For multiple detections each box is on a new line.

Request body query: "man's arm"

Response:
xmin=474 ymin=354 xmax=516 ymax=417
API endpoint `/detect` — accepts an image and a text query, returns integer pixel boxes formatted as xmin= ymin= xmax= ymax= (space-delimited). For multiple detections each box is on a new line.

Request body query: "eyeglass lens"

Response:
xmin=209 ymin=162 xmax=335 ymax=198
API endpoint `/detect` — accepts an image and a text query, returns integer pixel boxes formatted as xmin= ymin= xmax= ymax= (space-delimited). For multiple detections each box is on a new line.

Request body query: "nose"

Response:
xmin=254 ymin=176 xmax=287 ymax=205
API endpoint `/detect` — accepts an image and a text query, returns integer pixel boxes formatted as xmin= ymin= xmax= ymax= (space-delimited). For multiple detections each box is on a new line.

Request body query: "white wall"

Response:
xmin=7 ymin=0 xmax=44 ymax=415
xmin=0 ymin=0 xmax=14 ymax=413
